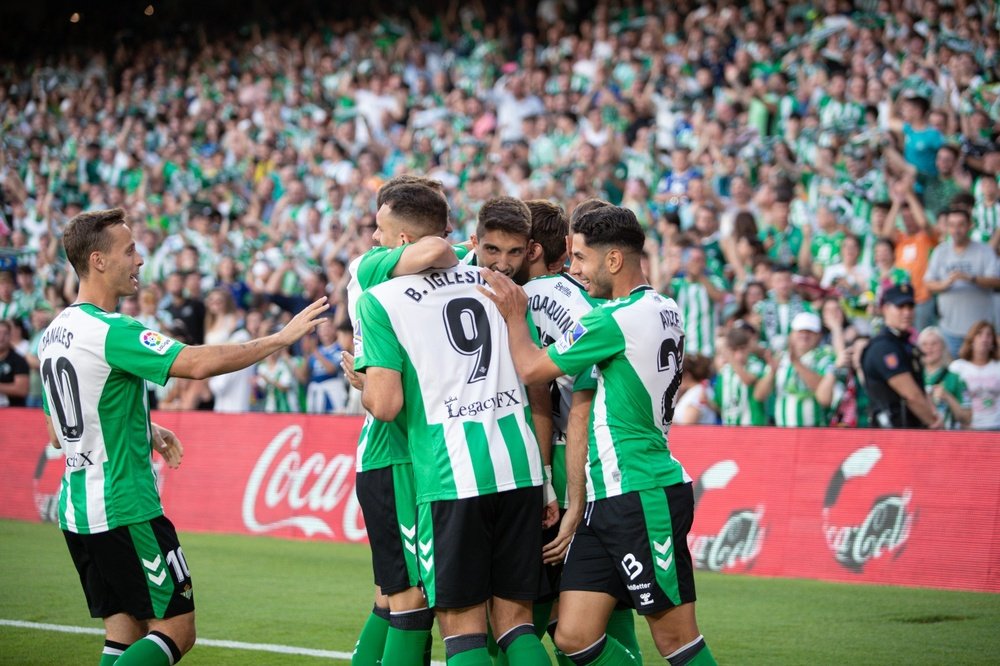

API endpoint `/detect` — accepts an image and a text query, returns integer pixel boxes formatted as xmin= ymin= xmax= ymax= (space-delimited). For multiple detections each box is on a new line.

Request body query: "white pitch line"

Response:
xmin=0 ymin=619 xmax=446 ymax=664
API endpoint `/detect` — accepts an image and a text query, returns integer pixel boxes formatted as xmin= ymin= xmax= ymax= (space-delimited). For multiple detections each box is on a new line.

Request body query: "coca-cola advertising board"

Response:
xmin=1 ymin=410 xmax=997 ymax=592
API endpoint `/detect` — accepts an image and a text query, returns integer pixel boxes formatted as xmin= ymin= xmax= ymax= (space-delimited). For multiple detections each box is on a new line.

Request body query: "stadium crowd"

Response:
xmin=2 ymin=0 xmax=1000 ymax=429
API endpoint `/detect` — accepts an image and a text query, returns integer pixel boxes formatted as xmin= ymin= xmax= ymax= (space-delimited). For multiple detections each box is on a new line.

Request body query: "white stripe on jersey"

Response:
xmin=589 ymin=381 xmax=623 ymax=499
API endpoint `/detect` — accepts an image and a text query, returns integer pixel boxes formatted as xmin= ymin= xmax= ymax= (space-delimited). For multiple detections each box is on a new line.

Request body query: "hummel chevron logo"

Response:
xmin=404 ymin=541 xmax=417 ymax=555
xmin=419 ymin=540 xmax=432 ymax=556
xmin=142 ymin=555 xmax=167 ymax=585
xmin=400 ymin=523 xmax=416 ymax=540
xmin=654 ymin=538 xmax=672 ymax=555
xmin=420 ymin=556 xmax=433 ymax=573
xmin=656 ymin=555 xmax=673 ymax=571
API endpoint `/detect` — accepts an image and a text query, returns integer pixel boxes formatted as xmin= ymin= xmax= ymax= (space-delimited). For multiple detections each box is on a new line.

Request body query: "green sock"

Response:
xmin=606 ymin=609 xmax=642 ymax=662
xmin=669 ymin=639 xmax=718 ymax=666
xmin=501 ymin=633 xmax=551 ymax=665
xmin=445 ymin=647 xmax=492 ymax=665
xmin=112 ymin=637 xmax=171 ymax=666
xmin=568 ymin=635 xmax=637 ymax=666
xmin=100 ymin=640 xmax=128 ymax=666
xmin=532 ymin=601 xmax=554 ymax=639
xmin=383 ymin=627 xmax=432 ymax=666
xmin=423 ymin=632 xmax=433 ymax=666
xmin=352 ymin=607 xmax=390 ymax=665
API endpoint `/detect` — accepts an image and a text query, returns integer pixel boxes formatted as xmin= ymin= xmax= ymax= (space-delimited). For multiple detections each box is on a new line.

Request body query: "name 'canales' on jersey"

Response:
xmin=354 ymin=266 xmax=543 ymax=504
xmin=546 ymin=287 xmax=690 ymax=501
xmin=38 ymin=303 xmax=185 ymax=534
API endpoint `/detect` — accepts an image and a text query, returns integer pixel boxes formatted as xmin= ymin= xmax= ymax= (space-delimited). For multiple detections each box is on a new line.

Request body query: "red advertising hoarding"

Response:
xmin=2 ymin=409 xmax=997 ymax=592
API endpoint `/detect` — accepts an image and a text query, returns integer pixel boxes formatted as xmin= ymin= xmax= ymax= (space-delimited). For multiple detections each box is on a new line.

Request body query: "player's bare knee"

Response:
xmin=647 ymin=604 xmax=700 ymax=655
xmin=553 ymin=623 xmax=598 ymax=656
xmin=387 ymin=585 xmax=427 ymax=612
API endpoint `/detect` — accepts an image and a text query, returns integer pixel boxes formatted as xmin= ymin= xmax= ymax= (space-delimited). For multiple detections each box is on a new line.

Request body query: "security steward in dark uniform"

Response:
xmin=861 ymin=284 xmax=942 ymax=429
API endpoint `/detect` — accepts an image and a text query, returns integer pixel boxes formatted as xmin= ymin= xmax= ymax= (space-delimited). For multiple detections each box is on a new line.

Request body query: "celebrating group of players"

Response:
xmin=38 ymin=176 xmax=715 ymax=666
xmin=343 ymin=175 xmax=717 ymax=666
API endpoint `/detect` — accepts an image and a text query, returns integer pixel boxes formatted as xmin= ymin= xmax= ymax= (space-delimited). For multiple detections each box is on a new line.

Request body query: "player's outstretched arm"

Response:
xmin=390 ymin=236 xmax=459 ymax=276
xmin=479 ymin=268 xmax=563 ymax=385
xmin=170 ymin=297 xmax=329 ymax=380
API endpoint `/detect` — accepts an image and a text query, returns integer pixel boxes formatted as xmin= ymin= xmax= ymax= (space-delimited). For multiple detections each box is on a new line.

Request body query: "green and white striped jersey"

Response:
xmin=714 ymin=356 xmax=768 ymax=426
xmin=924 ymin=366 xmax=971 ymax=430
xmin=972 ymin=200 xmax=999 ymax=244
xmin=38 ymin=303 xmax=185 ymax=534
xmin=523 ymin=273 xmax=601 ymax=441
xmin=668 ymin=275 xmax=724 ymax=357
xmin=773 ymin=345 xmax=838 ymax=427
xmin=354 ymin=266 xmax=542 ymax=504
xmin=347 ymin=243 xmax=477 ymax=472
xmin=547 ymin=287 xmax=690 ymax=501
xmin=347 ymin=247 xmax=413 ymax=472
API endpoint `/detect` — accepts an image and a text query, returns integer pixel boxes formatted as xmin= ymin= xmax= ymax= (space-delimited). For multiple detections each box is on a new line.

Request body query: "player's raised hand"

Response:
xmin=478 ymin=267 xmax=528 ymax=321
xmin=152 ymin=423 xmax=183 ymax=469
xmin=277 ymin=297 xmax=330 ymax=346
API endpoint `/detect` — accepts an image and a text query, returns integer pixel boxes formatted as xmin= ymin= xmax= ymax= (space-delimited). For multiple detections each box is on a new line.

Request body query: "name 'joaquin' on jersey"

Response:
xmin=353 ymin=266 xmax=543 ymax=504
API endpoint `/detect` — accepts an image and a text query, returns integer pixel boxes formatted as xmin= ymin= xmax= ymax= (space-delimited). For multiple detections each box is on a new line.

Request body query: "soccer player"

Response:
xmin=346 ymin=178 xmax=458 ymax=666
xmin=482 ymin=205 xmax=718 ymax=665
xmin=521 ymin=199 xmax=644 ymax=664
xmin=354 ymin=197 xmax=552 ymax=666
xmin=39 ymin=208 xmax=327 ymax=666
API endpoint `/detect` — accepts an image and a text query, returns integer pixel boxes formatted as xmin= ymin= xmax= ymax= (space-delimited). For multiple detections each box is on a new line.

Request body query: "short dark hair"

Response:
xmin=569 ymin=198 xmax=612 ymax=232
xmin=573 ymin=206 xmax=645 ymax=254
xmin=525 ymin=199 xmax=568 ymax=266
xmin=380 ymin=183 xmax=449 ymax=237
xmin=945 ymin=207 xmax=972 ymax=224
xmin=63 ymin=208 xmax=128 ymax=278
xmin=377 ymin=174 xmax=446 ymax=208
xmin=477 ymin=197 xmax=531 ymax=240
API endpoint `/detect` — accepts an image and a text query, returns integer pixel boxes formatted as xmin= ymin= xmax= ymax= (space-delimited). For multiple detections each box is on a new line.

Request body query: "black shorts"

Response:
xmin=355 ymin=464 xmax=420 ymax=595
xmin=535 ymin=513 xmax=563 ymax=604
xmin=64 ymin=515 xmax=195 ymax=620
xmin=418 ymin=486 xmax=542 ymax=609
xmin=561 ymin=483 xmax=696 ymax=615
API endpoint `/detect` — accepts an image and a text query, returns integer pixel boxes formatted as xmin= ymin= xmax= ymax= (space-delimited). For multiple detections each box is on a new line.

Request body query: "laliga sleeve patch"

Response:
xmin=353 ymin=321 xmax=364 ymax=358
xmin=883 ymin=353 xmax=898 ymax=370
xmin=140 ymin=329 xmax=176 ymax=355
xmin=554 ymin=322 xmax=588 ymax=354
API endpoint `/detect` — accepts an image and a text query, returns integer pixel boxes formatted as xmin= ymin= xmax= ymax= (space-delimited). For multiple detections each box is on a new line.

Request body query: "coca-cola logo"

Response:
xmin=689 ymin=460 xmax=766 ymax=572
xmin=822 ymin=445 xmax=914 ymax=572
xmin=242 ymin=425 xmax=366 ymax=541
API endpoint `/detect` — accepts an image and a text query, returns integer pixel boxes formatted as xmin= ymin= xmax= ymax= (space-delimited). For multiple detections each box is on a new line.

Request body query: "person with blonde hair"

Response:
xmin=917 ymin=327 xmax=971 ymax=429
xmin=949 ymin=321 xmax=1000 ymax=430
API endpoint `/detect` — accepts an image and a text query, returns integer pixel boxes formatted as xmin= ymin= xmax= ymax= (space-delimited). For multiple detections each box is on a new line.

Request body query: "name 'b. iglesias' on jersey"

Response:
xmin=354 ymin=266 xmax=543 ymax=504
xmin=38 ymin=303 xmax=186 ymax=534
xmin=546 ymin=287 xmax=690 ymax=501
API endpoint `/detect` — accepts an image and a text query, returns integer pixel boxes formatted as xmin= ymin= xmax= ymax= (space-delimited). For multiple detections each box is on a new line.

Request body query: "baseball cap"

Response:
xmin=791 ymin=312 xmax=822 ymax=333
xmin=883 ymin=283 xmax=916 ymax=307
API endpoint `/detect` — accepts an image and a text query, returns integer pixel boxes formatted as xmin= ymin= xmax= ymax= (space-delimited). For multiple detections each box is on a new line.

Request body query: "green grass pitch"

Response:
xmin=1 ymin=519 xmax=998 ymax=664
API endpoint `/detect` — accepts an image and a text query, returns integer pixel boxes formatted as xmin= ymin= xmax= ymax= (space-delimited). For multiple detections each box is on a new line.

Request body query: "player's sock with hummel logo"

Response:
xmin=565 ymin=634 xmax=638 ymax=665
xmin=606 ymin=609 xmax=642 ymax=662
xmin=665 ymin=635 xmax=717 ymax=665
xmin=382 ymin=607 xmax=434 ymax=666
xmin=498 ymin=623 xmax=551 ymax=665
xmin=100 ymin=639 xmax=129 ymax=665
xmin=443 ymin=633 xmax=491 ymax=665
xmin=114 ymin=631 xmax=181 ymax=665
xmin=352 ymin=605 xmax=390 ymax=665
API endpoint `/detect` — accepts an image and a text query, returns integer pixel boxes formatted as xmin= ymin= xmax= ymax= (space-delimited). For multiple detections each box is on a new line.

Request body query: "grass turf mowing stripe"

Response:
xmin=0 ymin=618 xmax=447 ymax=664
